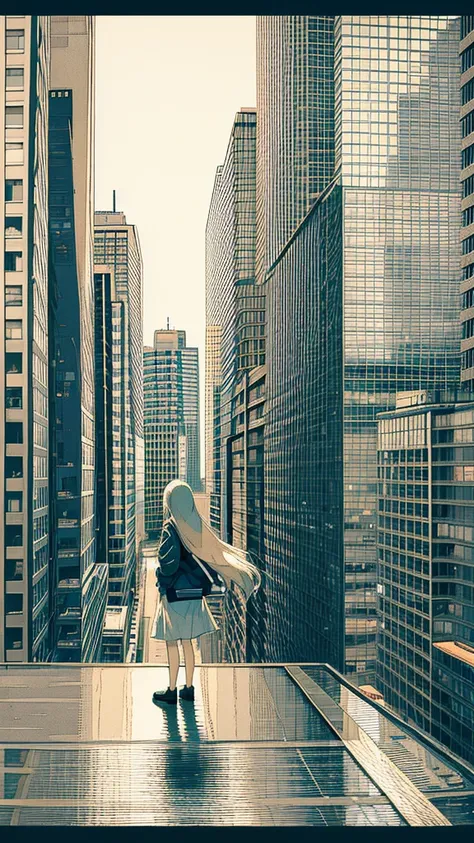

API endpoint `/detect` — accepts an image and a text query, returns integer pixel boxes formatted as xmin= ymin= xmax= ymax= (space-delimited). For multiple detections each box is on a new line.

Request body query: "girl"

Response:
xmin=152 ymin=479 xmax=261 ymax=704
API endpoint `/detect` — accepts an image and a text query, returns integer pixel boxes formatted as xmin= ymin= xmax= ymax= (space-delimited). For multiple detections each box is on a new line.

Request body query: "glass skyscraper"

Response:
xmin=94 ymin=211 xmax=143 ymax=613
xmin=205 ymin=109 xmax=265 ymax=540
xmin=258 ymin=16 xmax=462 ymax=679
xmin=48 ymin=16 xmax=107 ymax=663
xmin=144 ymin=329 xmax=200 ymax=541
xmin=204 ymin=108 xmax=265 ymax=662
xmin=460 ymin=16 xmax=474 ymax=389
xmin=377 ymin=391 xmax=474 ymax=766
xmin=1 ymin=16 xmax=51 ymax=662
xmin=256 ymin=16 xmax=335 ymax=283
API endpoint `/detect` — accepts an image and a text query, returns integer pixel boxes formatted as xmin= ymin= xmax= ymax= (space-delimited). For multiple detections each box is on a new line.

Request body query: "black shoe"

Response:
xmin=179 ymin=685 xmax=195 ymax=701
xmin=152 ymin=687 xmax=177 ymax=705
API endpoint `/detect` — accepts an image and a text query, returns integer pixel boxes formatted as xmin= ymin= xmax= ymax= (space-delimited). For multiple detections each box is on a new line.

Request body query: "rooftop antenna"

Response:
xmin=166 ymin=316 xmax=170 ymax=330
xmin=112 ymin=190 xmax=116 ymax=212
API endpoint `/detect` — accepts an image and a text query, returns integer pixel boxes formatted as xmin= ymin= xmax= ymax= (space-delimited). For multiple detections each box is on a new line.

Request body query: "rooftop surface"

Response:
xmin=433 ymin=641 xmax=474 ymax=667
xmin=1 ymin=663 xmax=473 ymax=826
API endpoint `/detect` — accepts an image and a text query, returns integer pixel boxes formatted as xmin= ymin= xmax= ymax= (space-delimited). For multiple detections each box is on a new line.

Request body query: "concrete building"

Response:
xmin=144 ymin=329 xmax=200 ymax=540
xmin=460 ymin=16 xmax=474 ymax=389
xmin=257 ymin=15 xmax=462 ymax=678
xmin=376 ymin=390 xmax=474 ymax=766
xmin=48 ymin=15 xmax=107 ymax=663
xmin=94 ymin=211 xmax=144 ymax=619
xmin=1 ymin=16 xmax=51 ymax=662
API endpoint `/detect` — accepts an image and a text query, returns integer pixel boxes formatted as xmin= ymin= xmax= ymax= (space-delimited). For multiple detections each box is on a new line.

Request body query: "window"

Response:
xmin=5 ymin=106 xmax=24 ymax=128
xmin=6 ymin=67 xmax=24 ymax=89
xmin=5 ymin=559 xmax=23 ymax=581
xmin=5 ymin=286 xmax=22 ymax=307
xmin=6 ymin=353 xmax=22 ymax=374
xmin=462 ymin=143 xmax=474 ymax=170
xmin=5 ymin=142 xmax=23 ymax=165
xmin=5 ymin=526 xmax=23 ymax=549
xmin=5 ymin=179 xmax=23 ymax=202
xmin=6 ymin=386 xmax=22 ymax=408
xmin=5 ymin=628 xmax=23 ymax=650
xmin=6 ymin=456 xmax=23 ymax=478
xmin=5 ymin=320 xmax=22 ymax=340
xmin=5 ymin=217 xmax=22 ymax=237
xmin=6 ymin=492 xmax=22 ymax=513
xmin=4 ymin=252 xmax=22 ymax=271
xmin=5 ymin=421 xmax=23 ymax=443
xmin=6 ymin=30 xmax=25 ymax=51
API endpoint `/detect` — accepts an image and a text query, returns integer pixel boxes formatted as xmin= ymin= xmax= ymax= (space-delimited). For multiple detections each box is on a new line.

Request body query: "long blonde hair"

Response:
xmin=163 ymin=480 xmax=261 ymax=601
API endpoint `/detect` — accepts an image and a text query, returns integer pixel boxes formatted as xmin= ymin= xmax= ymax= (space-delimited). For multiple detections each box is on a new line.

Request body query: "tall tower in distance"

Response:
xmin=94 ymin=210 xmax=143 ymax=614
xmin=144 ymin=328 xmax=200 ymax=540
xmin=256 ymin=16 xmax=335 ymax=283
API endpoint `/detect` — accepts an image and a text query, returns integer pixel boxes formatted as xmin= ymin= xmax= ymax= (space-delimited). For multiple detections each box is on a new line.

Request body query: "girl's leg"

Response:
xmin=166 ymin=640 xmax=180 ymax=691
xmin=181 ymin=639 xmax=195 ymax=687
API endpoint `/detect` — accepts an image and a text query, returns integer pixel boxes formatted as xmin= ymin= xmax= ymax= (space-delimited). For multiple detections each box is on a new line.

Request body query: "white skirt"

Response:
xmin=151 ymin=594 xmax=219 ymax=642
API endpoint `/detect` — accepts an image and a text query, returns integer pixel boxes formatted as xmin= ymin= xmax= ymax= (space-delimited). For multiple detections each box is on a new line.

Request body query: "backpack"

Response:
xmin=166 ymin=525 xmax=214 ymax=603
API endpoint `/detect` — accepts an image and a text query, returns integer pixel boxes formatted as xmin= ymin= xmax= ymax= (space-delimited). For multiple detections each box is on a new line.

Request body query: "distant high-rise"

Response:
xmin=204 ymin=109 xmax=266 ymax=663
xmin=48 ymin=15 xmax=107 ymax=663
xmin=460 ymin=16 xmax=474 ymax=389
xmin=256 ymin=16 xmax=335 ymax=283
xmin=94 ymin=265 xmax=115 ymax=573
xmin=94 ymin=211 xmax=144 ymax=612
xmin=205 ymin=108 xmax=265 ymax=538
xmin=1 ymin=16 xmax=51 ymax=662
xmin=377 ymin=390 xmax=474 ymax=766
xmin=258 ymin=16 xmax=462 ymax=678
xmin=144 ymin=329 xmax=200 ymax=540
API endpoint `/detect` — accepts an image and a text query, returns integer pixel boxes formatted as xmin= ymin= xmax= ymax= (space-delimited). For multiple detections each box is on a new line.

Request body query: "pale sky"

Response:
xmin=95 ymin=16 xmax=257 ymax=473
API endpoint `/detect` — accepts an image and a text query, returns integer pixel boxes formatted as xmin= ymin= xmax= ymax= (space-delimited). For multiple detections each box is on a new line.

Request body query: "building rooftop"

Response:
xmin=433 ymin=641 xmax=474 ymax=667
xmin=0 ymin=663 xmax=473 ymax=826
xmin=103 ymin=606 xmax=128 ymax=633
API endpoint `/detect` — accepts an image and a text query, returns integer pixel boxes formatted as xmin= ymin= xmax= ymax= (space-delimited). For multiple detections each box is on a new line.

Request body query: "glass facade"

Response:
xmin=48 ymin=18 xmax=108 ymax=663
xmin=338 ymin=15 xmax=462 ymax=679
xmin=94 ymin=268 xmax=114 ymax=568
xmin=143 ymin=330 xmax=200 ymax=541
xmin=94 ymin=213 xmax=143 ymax=615
xmin=204 ymin=109 xmax=266 ymax=662
xmin=205 ymin=110 xmax=264 ymax=540
xmin=256 ymin=15 xmax=335 ymax=283
xmin=263 ymin=183 xmax=345 ymax=668
xmin=257 ymin=15 xmax=462 ymax=678
xmin=49 ymin=89 xmax=98 ymax=661
xmin=377 ymin=394 xmax=474 ymax=766
xmin=460 ymin=16 xmax=474 ymax=389
xmin=1 ymin=16 xmax=51 ymax=662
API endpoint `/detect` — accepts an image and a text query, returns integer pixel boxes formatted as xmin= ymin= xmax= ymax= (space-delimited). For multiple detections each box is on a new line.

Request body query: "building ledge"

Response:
xmin=0 ymin=663 xmax=473 ymax=826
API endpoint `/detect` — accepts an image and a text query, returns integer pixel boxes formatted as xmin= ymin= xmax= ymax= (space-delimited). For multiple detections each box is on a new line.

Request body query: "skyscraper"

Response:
xmin=144 ymin=329 xmax=200 ymax=540
xmin=94 ymin=211 xmax=143 ymax=613
xmin=205 ymin=109 xmax=265 ymax=539
xmin=460 ymin=16 xmax=474 ymax=389
xmin=258 ymin=16 xmax=462 ymax=678
xmin=204 ymin=108 xmax=266 ymax=662
xmin=256 ymin=16 xmax=335 ymax=283
xmin=1 ymin=16 xmax=51 ymax=662
xmin=48 ymin=15 xmax=107 ymax=663
xmin=377 ymin=390 xmax=474 ymax=766
xmin=94 ymin=265 xmax=115 ymax=570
